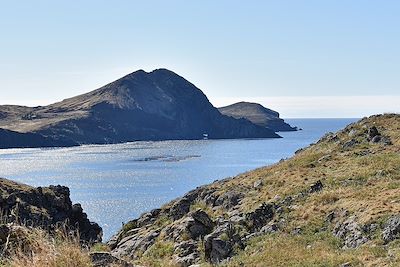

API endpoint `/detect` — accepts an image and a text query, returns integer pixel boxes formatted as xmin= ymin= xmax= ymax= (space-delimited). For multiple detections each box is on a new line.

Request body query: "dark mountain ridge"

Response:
xmin=0 ymin=69 xmax=280 ymax=148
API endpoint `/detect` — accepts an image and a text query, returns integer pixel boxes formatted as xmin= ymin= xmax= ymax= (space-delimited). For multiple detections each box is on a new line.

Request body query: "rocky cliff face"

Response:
xmin=0 ymin=178 xmax=102 ymax=243
xmin=0 ymin=70 xmax=280 ymax=149
xmin=107 ymin=114 xmax=400 ymax=266
xmin=218 ymin=101 xmax=297 ymax=132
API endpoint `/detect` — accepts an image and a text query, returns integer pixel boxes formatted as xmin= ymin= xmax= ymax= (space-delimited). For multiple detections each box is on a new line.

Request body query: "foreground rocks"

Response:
xmin=0 ymin=178 xmax=102 ymax=243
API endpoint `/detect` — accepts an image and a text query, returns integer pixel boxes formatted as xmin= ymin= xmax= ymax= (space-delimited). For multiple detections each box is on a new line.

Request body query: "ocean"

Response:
xmin=0 ymin=118 xmax=357 ymax=239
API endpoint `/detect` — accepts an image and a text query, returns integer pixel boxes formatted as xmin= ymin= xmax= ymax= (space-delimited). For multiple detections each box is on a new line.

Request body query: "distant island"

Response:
xmin=219 ymin=101 xmax=297 ymax=132
xmin=0 ymin=69 xmax=295 ymax=149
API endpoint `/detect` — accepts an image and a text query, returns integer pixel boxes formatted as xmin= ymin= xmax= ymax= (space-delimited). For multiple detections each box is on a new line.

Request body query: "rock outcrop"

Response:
xmin=0 ymin=178 xmax=102 ymax=243
xmin=0 ymin=69 xmax=280 ymax=149
xmin=218 ymin=101 xmax=297 ymax=132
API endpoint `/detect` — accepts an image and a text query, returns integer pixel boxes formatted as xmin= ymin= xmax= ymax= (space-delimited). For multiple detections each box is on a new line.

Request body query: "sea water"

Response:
xmin=0 ymin=118 xmax=357 ymax=239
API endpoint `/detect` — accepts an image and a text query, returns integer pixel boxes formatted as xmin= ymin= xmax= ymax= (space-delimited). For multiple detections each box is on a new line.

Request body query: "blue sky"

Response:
xmin=0 ymin=1 xmax=399 ymax=117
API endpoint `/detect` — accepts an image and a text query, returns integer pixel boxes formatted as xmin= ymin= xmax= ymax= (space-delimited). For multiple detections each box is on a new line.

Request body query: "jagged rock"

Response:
xmin=0 ymin=224 xmax=10 ymax=243
xmin=174 ymin=240 xmax=200 ymax=267
xmin=0 ymin=178 xmax=102 ymax=243
xmin=187 ymin=209 xmax=214 ymax=239
xmin=205 ymin=238 xmax=233 ymax=264
xmin=204 ymin=222 xmax=244 ymax=264
xmin=137 ymin=213 xmax=153 ymax=227
xmin=342 ymin=139 xmax=359 ymax=149
xmin=260 ymin=223 xmax=279 ymax=234
xmin=215 ymin=191 xmax=243 ymax=209
xmin=333 ymin=216 xmax=368 ymax=249
xmin=382 ymin=216 xmax=400 ymax=243
xmin=309 ymin=180 xmax=323 ymax=193
xmin=112 ymin=229 xmax=160 ymax=259
xmin=90 ymin=252 xmax=134 ymax=267
xmin=245 ymin=203 xmax=274 ymax=231
xmin=170 ymin=197 xmax=191 ymax=220
xmin=368 ymin=126 xmax=380 ymax=139
xmin=371 ymin=135 xmax=392 ymax=145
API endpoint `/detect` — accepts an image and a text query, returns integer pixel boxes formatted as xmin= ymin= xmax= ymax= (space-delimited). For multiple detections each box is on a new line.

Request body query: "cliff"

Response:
xmin=219 ymin=101 xmax=297 ymax=132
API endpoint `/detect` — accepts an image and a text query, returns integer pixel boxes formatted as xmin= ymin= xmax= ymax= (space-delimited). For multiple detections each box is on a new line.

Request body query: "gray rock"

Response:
xmin=368 ymin=126 xmax=380 ymax=139
xmin=174 ymin=240 xmax=200 ymax=267
xmin=215 ymin=191 xmax=243 ymax=209
xmin=260 ymin=223 xmax=279 ymax=234
xmin=253 ymin=180 xmax=263 ymax=189
xmin=246 ymin=203 xmax=274 ymax=231
xmin=382 ymin=216 xmax=400 ymax=243
xmin=309 ymin=180 xmax=323 ymax=193
xmin=342 ymin=139 xmax=359 ymax=149
xmin=204 ymin=222 xmax=244 ymax=264
xmin=170 ymin=197 xmax=191 ymax=220
xmin=187 ymin=210 xmax=214 ymax=239
xmin=112 ymin=229 xmax=160 ymax=258
xmin=90 ymin=252 xmax=133 ymax=267
xmin=333 ymin=216 xmax=368 ymax=249
xmin=206 ymin=238 xmax=233 ymax=264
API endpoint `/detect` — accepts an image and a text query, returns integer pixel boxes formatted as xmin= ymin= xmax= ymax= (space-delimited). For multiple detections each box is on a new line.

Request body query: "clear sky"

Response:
xmin=0 ymin=1 xmax=399 ymax=118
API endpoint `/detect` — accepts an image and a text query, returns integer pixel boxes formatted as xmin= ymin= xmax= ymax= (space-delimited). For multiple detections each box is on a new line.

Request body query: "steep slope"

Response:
xmin=219 ymin=101 xmax=297 ymax=131
xmin=0 ymin=70 xmax=280 ymax=148
xmin=106 ymin=114 xmax=400 ymax=266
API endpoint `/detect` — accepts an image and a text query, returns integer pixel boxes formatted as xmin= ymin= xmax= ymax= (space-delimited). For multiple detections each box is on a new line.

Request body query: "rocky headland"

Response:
xmin=0 ymin=69 xmax=280 ymax=149
xmin=218 ymin=101 xmax=297 ymax=132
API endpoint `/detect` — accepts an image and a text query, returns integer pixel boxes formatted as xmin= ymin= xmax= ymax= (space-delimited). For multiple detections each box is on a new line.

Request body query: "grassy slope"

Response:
xmin=217 ymin=114 xmax=400 ymax=266
xmin=134 ymin=114 xmax=400 ymax=266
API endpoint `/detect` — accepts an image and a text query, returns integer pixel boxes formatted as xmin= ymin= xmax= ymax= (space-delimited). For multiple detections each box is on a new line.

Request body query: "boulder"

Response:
xmin=215 ymin=191 xmax=243 ymax=209
xmin=333 ymin=216 xmax=368 ymax=249
xmin=204 ymin=222 xmax=244 ymax=264
xmin=382 ymin=216 xmax=400 ymax=243
xmin=368 ymin=126 xmax=380 ymax=139
xmin=245 ymin=203 xmax=274 ymax=231
xmin=309 ymin=180 xmax=323 ymax=193
xmin=174 ymin=240 xmax=200 ymax=267
xmin=112 ymin=229 xmax=160 ymax=259
xmin=90 ymin=252 xmax=134 ymax=267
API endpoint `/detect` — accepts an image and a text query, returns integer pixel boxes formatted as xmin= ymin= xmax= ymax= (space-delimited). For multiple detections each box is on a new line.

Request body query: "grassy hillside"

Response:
xmin=218 ymin=114 xmax=400 ymax=266
xmin=106 ymin=113 xmax=400 ymax=267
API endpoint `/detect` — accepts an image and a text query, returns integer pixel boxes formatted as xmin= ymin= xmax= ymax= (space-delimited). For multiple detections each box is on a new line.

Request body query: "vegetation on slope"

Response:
xmin=107 ymin=114 xmax=400 ymax=267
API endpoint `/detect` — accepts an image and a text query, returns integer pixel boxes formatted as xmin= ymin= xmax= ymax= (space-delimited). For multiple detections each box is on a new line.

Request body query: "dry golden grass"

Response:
xmin=1 ymin=225 xmax=93 ymax=267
